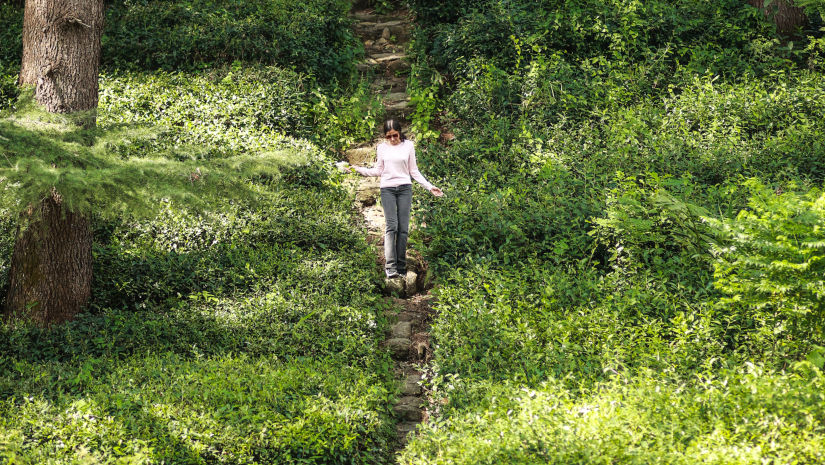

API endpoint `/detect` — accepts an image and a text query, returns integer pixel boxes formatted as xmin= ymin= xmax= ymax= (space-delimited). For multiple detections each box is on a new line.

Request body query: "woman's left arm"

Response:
xmin=408 ymin=143 xmax=443 ymax=196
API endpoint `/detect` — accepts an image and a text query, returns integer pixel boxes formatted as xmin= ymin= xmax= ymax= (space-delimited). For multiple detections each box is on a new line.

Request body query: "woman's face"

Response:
xmin=385 ymin=130 xmax=401 ymax=146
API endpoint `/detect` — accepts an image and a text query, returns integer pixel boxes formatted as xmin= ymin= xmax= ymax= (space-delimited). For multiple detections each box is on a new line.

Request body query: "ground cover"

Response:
xmin=0 ymin=1 xmax=396 ymax=463
xmin=403 ymin=0 xmax=825 ymax=462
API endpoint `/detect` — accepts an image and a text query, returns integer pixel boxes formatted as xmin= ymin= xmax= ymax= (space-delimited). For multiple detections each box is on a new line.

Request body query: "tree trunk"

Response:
xmin=5 ymin=193 xmax=93 ymax=326
xmin=749 ymin=0 xmax=809 ymax=36
xmin=19 ymin=0 xmax=104 ymax=116
xmin=4 ymin=0 xmax=103 ymax=325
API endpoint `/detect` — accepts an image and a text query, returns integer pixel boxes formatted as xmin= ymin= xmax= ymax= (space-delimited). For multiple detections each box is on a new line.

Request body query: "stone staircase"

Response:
xmin=345 ymin=5 xmax=434 ymax=451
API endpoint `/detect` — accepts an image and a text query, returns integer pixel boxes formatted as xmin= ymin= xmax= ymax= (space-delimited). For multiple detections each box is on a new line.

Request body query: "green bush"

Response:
xmin=405 ymin=0 xmax=825 ymax=460
xmin=98 ymin=67 xmax=312 ymax=148
xmin=0 ymin=4 xmax=22 ymax=111
xmin=102 ymin=0 xmax=360 ymax=82
xmin=401 ymin=368 xmax=825 ymax=465
xmin=1 ymin=354 xmax=393 ymax=464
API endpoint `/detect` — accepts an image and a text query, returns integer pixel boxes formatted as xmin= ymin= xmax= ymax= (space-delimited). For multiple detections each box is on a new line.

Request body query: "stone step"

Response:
xmin=396 ymin=421 xmax=419 ymax=446
xmin=354 ymin=23 xmax=410 ymax=42
xmin=355 ymin=177 xmax=380 ymax=206
xmin=351 ymin=11 xmax=401 ymax=23
xmin=396 ymin=311 xmax=417 ymax=323
xmin=385 ymin=100 xmax=413 ymax=119
xmin=370 ymin=52 xmax=408 ymax=62
xmin=366 ymin=40 xmax=405 ymax=54
xmin=390 ymin=321 xmax=412 ymax=339
xmin=383 ymin=59 xmax=411 ymax=76
xmin=345 ymin=146 xmax=375 ymax=165
xmin=401 ymin=373 xmax=422 ymax=396
xmin=384 ymin=337 xmax=411 ymax=360
xmin=355 ymin=62 xmax=375 ymax=73
xmin=384 ymin=91 xmax=409 ymax=103
xmin=397 ymin=421 xmax=418 ymax=434
xmin=371 ymin=78 xmax=407 ymax=93
xmin=393 ymin=396 xmax=422 ymax=421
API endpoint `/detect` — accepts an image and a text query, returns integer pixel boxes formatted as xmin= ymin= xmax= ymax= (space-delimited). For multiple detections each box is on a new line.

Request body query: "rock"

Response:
xmin=384 ymin=337 xmax=410 ymax=359
xmin=411 ymin=332 xmax=430 ymax=360
xmin=385 ymin=275 xmax=404 ymax=295
xmin=364 ymin=39 xmax=374 ymax=48
xmin=345 ymin=146 xmax=374 ymax=165
xmin=384 ymin=91 xmax=409 ymax=103
xmin=386 ymin=59 xmax=411 ymax=75
xmin=353 ymin=11 xmax=378 ymax=21
xmin=355 ymin=178 xmax=380 ymax=206
xmin=396 ymin=421 xmax=418 ymax=445
xmin=372 ymin=52 xmax=407 ymax=62
xmin=376 ymin=20 xmax=404 ymax=28
xmin=393 ymin=396 xmax=422 ymax=421
xmin=362 ymin=206 xmax=384 ymax=232
xmin=385 ymin=100 xmax=412 ymax=119
xmin=401 ymin=374 xmax=422 ymax=395
xmin=382 ymin=27 xmax=391 ymax=40
xmin=362 ymin=206 xmax=385 ymax=233
xmin=404 ymin=271 xmax=419 ymax=296
xmin=391 ymin=321 xmax=412 ymax=339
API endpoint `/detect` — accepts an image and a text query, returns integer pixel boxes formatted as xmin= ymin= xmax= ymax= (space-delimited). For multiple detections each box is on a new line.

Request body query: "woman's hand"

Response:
xmin=430 ymin=186 xmax=444 ymax=197
xmin=335 ymin=161 xmax=351 ymax=173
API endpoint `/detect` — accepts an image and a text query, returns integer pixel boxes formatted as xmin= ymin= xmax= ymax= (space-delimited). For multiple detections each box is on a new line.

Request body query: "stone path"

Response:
xmin=346 ymin=6 xmax=435 ymax=453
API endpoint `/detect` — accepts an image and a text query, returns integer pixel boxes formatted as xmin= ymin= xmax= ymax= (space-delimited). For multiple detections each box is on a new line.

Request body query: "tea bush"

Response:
xmin=0 ymin=1 xmax=393 ymax=460
xmin=401 ymin=368 xmax=825 ymax=465
xmin=0 ymin=175 xmax=395 ymax=463
xmin=0 ymin=4 xmax=21 ymax=111
xmin=406 ymin=0 xmax=825 ymax=461
xmin=102 ymin=0 xmax=360 ymax=82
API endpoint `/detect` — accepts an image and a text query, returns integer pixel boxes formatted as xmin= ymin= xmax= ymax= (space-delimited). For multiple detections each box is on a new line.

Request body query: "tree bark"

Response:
xmin=19 ymin=0 xmax=103 ymax=115
xmin=4 ymin=0 xmax=103 ymax=325
xmin=5 ymin=193 xmax=93 ymax=326
xmin=749 ymin=0 xmax=809 ymax=36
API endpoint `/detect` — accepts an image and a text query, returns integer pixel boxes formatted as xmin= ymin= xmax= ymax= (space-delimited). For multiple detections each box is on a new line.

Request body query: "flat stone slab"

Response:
xmin=393 ymin=396 xmax=422 ymax=421
xmin=376 ymin=20 xmax=405 ymax=27
xmin=362 ymin=205 xmax=384 ymax=232
xmin=371 ymin=52 xmax=407 ymax=62
xmin=345 ymin=146 xmax=374 ymax=165
xmin=386 ymin=100 xmax=412 ymax=111
xmin=384 ymin=91 xmax=409 ymax=102
xmin=391 ymin=321 xmax=412 ymax=339
xmin=355 ymin=178 xmax=380 ymax=206
xmin=384 ymin=337 xmax=410 ymax=359
xmin=401 ymin=373 xmax=422 ymax=395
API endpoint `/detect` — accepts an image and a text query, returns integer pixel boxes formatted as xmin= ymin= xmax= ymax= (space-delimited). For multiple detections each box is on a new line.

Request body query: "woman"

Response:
xmin=352 ymin=119 xmax=443 ymax=279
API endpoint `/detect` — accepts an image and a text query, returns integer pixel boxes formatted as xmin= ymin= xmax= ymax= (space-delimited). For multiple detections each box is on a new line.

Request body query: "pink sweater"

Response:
xmin=354 ymin=140 xmax=434 ymax=190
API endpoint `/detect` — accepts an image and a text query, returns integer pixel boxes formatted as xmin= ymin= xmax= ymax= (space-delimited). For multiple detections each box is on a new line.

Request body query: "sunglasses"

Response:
xmin=386 ymin=133 xmax=400 ymax=140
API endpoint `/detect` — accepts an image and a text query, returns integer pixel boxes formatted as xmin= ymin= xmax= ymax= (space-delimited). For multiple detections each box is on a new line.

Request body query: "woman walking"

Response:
xmin=352 ymin=119 xmax=443 ymax=278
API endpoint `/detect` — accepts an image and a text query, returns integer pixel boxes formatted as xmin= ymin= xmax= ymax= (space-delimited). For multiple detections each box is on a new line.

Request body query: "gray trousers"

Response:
xmin=380 ymin=184 xmax=412 ymax=275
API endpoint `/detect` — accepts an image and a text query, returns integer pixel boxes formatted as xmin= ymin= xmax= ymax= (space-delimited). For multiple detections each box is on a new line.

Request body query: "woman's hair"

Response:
xmin=383 ymin=119 xmax=406 ymax=141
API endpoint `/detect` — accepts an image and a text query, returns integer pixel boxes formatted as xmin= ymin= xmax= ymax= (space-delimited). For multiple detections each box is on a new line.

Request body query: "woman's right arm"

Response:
xmin=353 ymin=148 xmax=384 ymax=177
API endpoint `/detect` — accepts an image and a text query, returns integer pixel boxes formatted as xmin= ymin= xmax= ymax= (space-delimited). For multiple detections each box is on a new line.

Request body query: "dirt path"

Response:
xmin=346 ymin=6 xmax=435 ymax=456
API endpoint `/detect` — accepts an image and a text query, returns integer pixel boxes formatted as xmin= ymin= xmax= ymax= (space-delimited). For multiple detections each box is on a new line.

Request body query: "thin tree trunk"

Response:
xmin=4 ymin=0 xmax=103 ymax=325
xmin=749 ymin=0 xmax=809 ymax=36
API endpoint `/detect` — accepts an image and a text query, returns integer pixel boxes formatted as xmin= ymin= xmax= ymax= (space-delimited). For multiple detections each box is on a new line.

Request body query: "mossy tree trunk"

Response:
xmin=4 ymin=0 xmax=103 ymax=325
xmin=749 ymin=0 xmax=809 ymax=36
